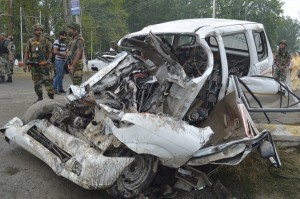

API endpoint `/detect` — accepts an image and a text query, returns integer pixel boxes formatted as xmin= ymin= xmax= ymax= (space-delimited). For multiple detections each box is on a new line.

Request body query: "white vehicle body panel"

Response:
xmin=123 ymin=18 xmax=257 ymax=36
xmin=2 ymin=117 xmax=134 ymax=189
xmin=67 ymin=52 xmax=130 ymax=101
xmin=239 ymin=76 xmax=300 ymax=108
xmin=107 ymin=113 xmax=214 ymax=167
xmin=87 ymin=59 xmax=109 ymax=72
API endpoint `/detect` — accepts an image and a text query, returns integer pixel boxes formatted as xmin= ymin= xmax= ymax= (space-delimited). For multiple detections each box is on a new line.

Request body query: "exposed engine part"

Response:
xmin=73 ymin=117 xmax=85 ymax=128
xmin=188 ymin=108 xmax=208 ymax=122
xmin=51 ymin=106 xmax=70 ymax=123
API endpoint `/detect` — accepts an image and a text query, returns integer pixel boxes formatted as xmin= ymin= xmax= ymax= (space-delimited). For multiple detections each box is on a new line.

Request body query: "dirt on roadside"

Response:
xmin=216 ymin=145 xmax=300 ymax=199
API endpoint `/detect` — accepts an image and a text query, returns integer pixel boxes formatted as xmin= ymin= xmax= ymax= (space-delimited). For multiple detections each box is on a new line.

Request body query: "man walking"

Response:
xmin=273 ymin=40 xmax=291 ymax=82
xmin=67 ymin=22 xmax=84 ymax=85
xmin=22 ymin=24 xmax=54 ymax=103
xmin=53 ymin=31 xmax=68 ymax=94
xmin=0 ymin=33 xmax=13 ymax=83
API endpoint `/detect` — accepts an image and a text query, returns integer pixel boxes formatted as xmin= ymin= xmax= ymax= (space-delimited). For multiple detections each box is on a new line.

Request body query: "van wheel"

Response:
xmin=108 ymin=153 xmax=158 ymax=199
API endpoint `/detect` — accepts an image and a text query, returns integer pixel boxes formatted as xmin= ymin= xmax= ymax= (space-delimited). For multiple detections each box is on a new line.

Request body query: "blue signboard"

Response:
xmin=70 ymin=0 xmax=80 ymax=16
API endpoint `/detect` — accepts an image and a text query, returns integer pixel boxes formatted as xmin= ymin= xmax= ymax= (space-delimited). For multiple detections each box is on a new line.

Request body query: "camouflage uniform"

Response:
xmin=24 ymin=26 xmax=54 ymax=100
xmin=8 ymin=36 xmax=15 ymax=75
xmin=10 ymin=43 xmax=15 ymax=74
xmin=67 ymin=22 xmax=84 ymax=85
xmin=0 ymin=35 xmax=12 ymax=83
xmin=273 ymin=40 xmax=291 ymax=82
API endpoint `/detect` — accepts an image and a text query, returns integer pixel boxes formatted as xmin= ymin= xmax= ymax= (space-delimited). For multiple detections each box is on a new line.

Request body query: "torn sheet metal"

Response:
xmin=106 ymin=113 xmax=214 ymax=168
xmin=3 ymin=117 xmax=134 ymax=189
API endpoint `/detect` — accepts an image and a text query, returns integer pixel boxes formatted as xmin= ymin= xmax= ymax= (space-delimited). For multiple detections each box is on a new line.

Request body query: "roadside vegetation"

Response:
xmin=217 ymin=145 xmax=300 ymax=199
xmin=0 ymin=0 xmax=299 ymax=59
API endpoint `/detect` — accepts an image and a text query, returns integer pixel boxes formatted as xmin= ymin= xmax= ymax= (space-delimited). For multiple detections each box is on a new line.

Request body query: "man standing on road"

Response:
xmin=273 ymin=40 xmax=291 ymax=82
xmin=53 ymin=31 xmax=68 ymax=94
xmin=0 ymin=33 xmax=13 ymax=83
xmin=22 ymin=24 xmax=54 ymax=103
xmin=67 ymin=22 xmax=85 ymax=85
xmin=7 ymin=36 xmax=15 ymax=76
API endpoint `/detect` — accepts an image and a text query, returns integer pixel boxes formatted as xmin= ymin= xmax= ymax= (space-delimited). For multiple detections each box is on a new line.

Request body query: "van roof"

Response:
xmin=125 ymin=18 xmax=260 ymax=36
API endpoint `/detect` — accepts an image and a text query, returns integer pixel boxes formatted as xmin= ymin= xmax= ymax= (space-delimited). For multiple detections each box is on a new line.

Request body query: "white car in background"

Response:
xmin=87 ymin=51 xmax=117 ymax=72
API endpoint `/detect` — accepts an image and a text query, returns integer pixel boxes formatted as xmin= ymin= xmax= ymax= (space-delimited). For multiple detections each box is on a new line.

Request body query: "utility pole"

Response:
xmin=90 ymin=30 xmax=93 ymax=60
xmin=8 ymin=0 xmax=13 ymax=36
xmin=212 ymin=0 xmax=216 ymax=18
xmin=20 ymin=7 xmax=23 ymax=61
xmin=63 ymin=0 xmax=71 ymax=24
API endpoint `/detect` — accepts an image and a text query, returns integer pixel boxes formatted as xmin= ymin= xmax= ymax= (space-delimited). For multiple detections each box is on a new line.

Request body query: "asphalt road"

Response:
xmin=0 ymin=71 xmax=114 ymax=199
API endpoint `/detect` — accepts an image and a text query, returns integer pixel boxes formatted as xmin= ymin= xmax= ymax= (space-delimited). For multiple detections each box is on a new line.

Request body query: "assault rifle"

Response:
xmin=18 ymin=60 xmax=48 ymax=72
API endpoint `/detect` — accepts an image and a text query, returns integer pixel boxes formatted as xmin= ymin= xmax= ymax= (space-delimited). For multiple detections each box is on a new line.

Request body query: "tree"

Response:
xmin=276 ymin=17 xmax=300 ymax=52
xmin=0 ymin=0 xmax=299 ymax=60
xmin=80 ymin=0 xmax=128 ymax=54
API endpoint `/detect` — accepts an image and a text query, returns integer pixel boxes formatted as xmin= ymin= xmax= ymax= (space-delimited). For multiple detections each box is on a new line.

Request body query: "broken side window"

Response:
xmin=222 ymin=33 xmax=250 ymax=77
xmin=171 ymin=35 xmax=204 ymax=78
xmin=253 ymin=30 xmax=268 ymax=61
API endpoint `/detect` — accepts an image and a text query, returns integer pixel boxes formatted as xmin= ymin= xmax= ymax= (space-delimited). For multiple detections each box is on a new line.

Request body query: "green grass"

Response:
xmin=215 ymin=145 xmax=300 ymax=199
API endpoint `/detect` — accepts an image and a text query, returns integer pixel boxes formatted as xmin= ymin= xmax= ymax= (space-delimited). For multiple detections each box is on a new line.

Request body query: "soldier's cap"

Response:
xmin=33 ymin=24 xmax=44 ymax=31
xmin=67 ymin=22 xmax=81 ymax=32
xmin=279 ymin=40 xmax=287 ymax=47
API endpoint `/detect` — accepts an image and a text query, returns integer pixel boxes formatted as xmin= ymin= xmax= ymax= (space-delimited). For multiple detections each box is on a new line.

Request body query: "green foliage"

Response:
xmin=276 ymin=17 xmax=300 ymax=51
xmin=79 ymin=0 xmax=128 ymax=54
xmin=0 ymin=0 xmax=299 ymax=59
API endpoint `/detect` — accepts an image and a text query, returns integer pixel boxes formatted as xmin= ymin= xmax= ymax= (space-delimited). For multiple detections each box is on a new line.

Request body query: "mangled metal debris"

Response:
xmin=0 ymin=18 xmax=287 ymax=199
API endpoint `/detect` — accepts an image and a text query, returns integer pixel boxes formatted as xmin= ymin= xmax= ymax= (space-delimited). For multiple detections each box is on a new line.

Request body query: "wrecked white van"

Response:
xmin=2 ymin=18 xmax=292 ymax=199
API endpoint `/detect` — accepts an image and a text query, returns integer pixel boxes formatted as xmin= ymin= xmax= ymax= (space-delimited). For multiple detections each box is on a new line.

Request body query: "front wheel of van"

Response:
xmin=108 ymin=153 xmax=158 ymax=199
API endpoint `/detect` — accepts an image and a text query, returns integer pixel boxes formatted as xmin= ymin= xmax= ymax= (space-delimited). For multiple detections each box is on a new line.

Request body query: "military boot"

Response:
xmin=34 ymin=95 xmax=43 ymax=103
xmin=0 ymin=76 xmax=4 ymax=84
xmin=48 ymin=94 xmax=54 ymax=99
xmin=6 ymin=76 xmax=12 ymax=83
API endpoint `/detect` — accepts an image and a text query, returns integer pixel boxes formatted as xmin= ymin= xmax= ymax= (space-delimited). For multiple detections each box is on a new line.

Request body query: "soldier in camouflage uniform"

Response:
xmin=0 ymin=33 xmax=13 ymax=83
xmin=273 ymin=40 xmax=291 ymax=82
xmin=67 ymin=22 xmax=84 ymax=85
xmin=8 ymin=36 xmax=15 ymax=75
xmin=23 ymin=24 xmax=54 ymax=103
